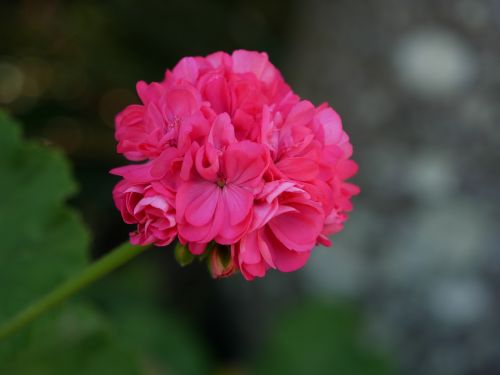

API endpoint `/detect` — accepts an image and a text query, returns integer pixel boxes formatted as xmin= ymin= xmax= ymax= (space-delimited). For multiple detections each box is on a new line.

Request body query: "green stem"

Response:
xmin=0 ymin=241 xmax=150 ymax=342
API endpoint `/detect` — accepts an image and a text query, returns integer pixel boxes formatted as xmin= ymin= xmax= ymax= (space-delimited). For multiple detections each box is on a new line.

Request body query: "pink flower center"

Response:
xmin=216 ymin=176 xmax=226 ymax=188
xmin=165 ymin=116 xmax=180 ymax=146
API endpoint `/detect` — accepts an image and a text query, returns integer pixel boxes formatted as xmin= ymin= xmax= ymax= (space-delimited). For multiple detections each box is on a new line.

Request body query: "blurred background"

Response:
xmin=1 ymin=0 xmax=499 ymax=374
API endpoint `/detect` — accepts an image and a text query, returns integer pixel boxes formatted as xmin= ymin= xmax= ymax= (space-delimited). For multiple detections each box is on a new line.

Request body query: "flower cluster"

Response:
xmin=112 ymin=50 xmax=359 ymax=280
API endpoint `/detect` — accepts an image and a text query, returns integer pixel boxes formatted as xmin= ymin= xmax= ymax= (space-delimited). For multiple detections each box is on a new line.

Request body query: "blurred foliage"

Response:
xmin=0 ymin=110 xmax=140 ymax=373
xmin=0 ymin=110 xmax=90 ymax=361
xmin=253 ymin=301 xmax=394 ymax=375
xmin=0 ymin=111 xmax=88 ymax=321
xmin=1 ymin=303 xmax=140 ymax=375
xmin=87 ymin=252 xmax=214 ymax=374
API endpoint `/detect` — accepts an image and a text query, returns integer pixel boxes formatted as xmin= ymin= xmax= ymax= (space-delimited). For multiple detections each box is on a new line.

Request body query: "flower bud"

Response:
xmin=209 ymin=245 xmax=236 ymax=279
xmin=174 ymin=242 xmax=194 ymax=267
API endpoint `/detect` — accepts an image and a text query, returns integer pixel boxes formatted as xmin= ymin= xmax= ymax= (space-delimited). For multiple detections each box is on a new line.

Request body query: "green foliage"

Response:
xmin=0 ymin=111 xmax=141 ymax=373
xmin=87 ymin=253 xmax=214 ymax=375
xmin=0 ymin=111 xmax=88 ymax=321
xmin=254 ymin=301 xmax=394 ymax=375
xmin=1 ymin=303 xmax=140 ymax=375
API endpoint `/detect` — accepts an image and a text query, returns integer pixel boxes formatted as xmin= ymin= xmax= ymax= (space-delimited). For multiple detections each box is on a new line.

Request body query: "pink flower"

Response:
xmin=113 ymin=178 xmax=177 ymax=246
xmin=115 ymin=81 xmax=211 ymax=161
xmin=112 ymin=50 xmax=359 ymax=280
xmin=176 ymin=126 xmax=269 ymax=244
xmin=233 ymin=181 xmax=324 ymax=280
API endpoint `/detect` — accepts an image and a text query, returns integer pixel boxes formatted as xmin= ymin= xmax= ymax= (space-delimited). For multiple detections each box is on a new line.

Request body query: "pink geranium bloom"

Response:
xmin=176 ymin=118 xmax=269 ymax=244
xmin=112 ymin=50 xmax=359 ymax=280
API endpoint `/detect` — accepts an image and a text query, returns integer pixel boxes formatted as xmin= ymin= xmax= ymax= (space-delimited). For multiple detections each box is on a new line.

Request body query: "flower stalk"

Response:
xmin=0 ymin=241 xmax=149 ymax=342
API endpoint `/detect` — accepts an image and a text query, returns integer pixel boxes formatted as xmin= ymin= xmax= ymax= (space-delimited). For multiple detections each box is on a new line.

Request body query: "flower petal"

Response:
xmin=222 ymin=141 xmax=268 ymax=188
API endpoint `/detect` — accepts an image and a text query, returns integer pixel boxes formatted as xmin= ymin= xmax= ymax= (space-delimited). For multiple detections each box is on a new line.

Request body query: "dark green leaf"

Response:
xmin=0 ymin=111 xmax=141 ymax=374
xmin=0 ymin=111 xmax=89 ymax=354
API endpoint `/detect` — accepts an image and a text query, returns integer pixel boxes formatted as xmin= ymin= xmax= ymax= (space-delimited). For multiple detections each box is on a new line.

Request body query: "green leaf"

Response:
xmin=253 ymin=301 xmax=395 ymax=375
xmin=0 ymin=111 xmax=88 ymax=320
xmin=0 ymin=111 xmax=141 ymax=373
xmin=0 ymin=111 xmax=89 ymax=356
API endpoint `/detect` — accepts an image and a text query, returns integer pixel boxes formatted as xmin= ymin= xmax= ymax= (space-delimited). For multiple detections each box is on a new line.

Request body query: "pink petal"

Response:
xmin=195 ymin=144 xmax=219 ymax=182
xmin=179 ymin=180 xmax=219 ymax=226
xmin=276 ymin=157 xmax=319 ymax=181
xmin=172 ymin=57 xmax=199 ymax=84
xmin=110 ymin=163 xmax=153 ymax=183
xmin=231 ymin=50 xmax=276 ymax=85
xmin=150 ymin=148 xmax=179 ymax=179
xmin=222 ymin=184 xmax=253 ymax=225
xmin=165 ymin=86 xmax=200 ymax=117
xmin=222 ymin=141 xmax=268 ymax=188
xmin=268 ymin=198 xmax=323 ymax=252
xmin=188 ymin=242 xmax=207 ymax=255
xmin=313 ymin=107 xmax=343 ymax=145
xmin=284 ymin=100 xmax=315 ymax=128
xmin=262 ymin=227 xmax=311 ymax=272
xmin=251 ymin=201 xmax=278 ymax=231
xmin=201 ymin=74 xmax=230 ymax=113
xmin=208 ymin=113 xmax=236 ymax=150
